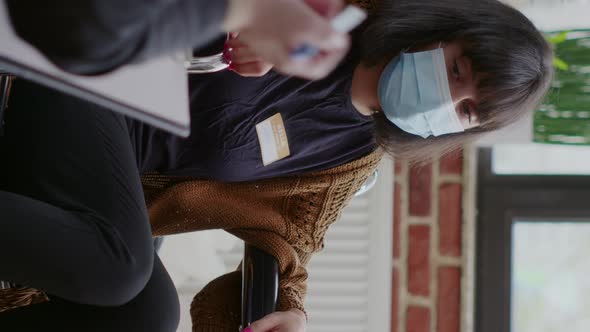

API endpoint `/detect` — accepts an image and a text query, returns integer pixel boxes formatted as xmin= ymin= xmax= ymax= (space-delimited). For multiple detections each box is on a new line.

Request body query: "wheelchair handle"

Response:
xmin=241 ymin=244 xmax=279 ymax=331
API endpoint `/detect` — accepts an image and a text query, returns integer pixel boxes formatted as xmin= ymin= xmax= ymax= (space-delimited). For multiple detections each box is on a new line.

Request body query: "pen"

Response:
xmin=0 ymin=72 xmax=13 ymax=136
xmin=290 ymin=5 xmax=368 ymax=59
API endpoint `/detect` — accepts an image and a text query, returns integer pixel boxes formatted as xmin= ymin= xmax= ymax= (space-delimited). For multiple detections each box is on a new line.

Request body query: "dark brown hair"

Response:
xmin=360 ymin=0 xmax=554 ymax=162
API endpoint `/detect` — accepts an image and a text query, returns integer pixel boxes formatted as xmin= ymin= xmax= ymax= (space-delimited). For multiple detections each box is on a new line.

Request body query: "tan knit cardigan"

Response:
xmin=155 ymin=149 xmax=383 ymax=331
xmin=144 ymin=149 xmax=382 ymax=312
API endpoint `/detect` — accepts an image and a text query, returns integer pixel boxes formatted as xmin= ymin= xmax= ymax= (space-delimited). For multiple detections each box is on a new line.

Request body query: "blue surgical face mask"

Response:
xmin=377 ymin=48 xmax=465 ymax=138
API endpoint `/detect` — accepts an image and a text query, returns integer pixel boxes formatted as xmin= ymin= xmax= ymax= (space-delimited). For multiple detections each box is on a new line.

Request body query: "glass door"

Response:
xmin=476 ymin=146 xmax=590 ymax=332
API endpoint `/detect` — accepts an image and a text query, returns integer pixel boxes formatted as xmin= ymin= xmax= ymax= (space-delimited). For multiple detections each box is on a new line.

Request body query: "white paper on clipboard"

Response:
xmin=0 ymin=1 xmax=191 ymax=137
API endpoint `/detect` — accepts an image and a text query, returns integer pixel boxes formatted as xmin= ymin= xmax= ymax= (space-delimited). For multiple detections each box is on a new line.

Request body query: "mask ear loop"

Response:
xmin=400 ymin=40 xmax=418 ymax=54
xmin=402 ymin=41 xmax=444 ymax=54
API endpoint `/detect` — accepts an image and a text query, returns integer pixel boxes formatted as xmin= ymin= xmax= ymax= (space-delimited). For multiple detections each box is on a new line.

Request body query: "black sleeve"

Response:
xmin=6 ymin=0 xmax=228 ymax=75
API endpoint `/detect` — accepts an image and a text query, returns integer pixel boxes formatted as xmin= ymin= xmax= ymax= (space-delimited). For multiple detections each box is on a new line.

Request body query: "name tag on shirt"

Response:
xmin=255 ymin=113 xmax=290 ymax=166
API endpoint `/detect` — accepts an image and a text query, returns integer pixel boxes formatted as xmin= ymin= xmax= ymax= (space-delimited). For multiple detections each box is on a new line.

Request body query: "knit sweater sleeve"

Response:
xmin=236 ymin=153 xmax=384 ymax=315
xmin=142 ymin=150 xmax=383 ymax=316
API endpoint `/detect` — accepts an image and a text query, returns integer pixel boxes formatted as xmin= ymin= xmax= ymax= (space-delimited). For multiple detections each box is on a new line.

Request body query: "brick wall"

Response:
xmin=392 ymin=151 xmax=465 ymax=332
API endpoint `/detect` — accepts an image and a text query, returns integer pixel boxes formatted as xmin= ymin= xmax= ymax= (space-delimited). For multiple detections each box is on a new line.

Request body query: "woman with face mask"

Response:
xmin=226 ymin=0 xmax=553 ymax=162
xmin=0 ymin=0 xmax=552 ymax=331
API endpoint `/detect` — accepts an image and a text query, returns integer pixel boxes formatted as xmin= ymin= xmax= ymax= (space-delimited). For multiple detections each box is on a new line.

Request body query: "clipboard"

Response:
xmin=0 ymin=1 xmax=191 ymax=137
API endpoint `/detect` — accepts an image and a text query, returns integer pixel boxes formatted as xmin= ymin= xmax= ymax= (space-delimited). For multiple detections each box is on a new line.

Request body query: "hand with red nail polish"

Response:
xmin=244 ymin=308 xmax=306 ymax=332
xmin=222 ymin=0 xmax=349 ymax=80
xmin=222 ymin=47 xmax=231 ymax=64
xmin=224 ymin=36 xmax=274 ymax=77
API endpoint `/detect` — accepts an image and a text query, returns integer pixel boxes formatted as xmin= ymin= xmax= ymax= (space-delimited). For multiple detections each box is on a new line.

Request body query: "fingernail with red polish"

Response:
xmin=242 ymin=327 xmax=252 ymax=332
xmin=223 ymin=50 xmax=231 ymax=62
xmin=228 ymin=63 xmax=235 ymax=71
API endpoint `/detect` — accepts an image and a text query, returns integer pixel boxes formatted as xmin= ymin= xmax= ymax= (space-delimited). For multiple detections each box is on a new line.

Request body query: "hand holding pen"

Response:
xmin=223 ymin=0 xmax=366 ymax=80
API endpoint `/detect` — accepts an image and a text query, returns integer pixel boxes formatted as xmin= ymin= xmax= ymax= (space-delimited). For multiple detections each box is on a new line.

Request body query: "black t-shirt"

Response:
xmin=128 ymin=53 xmax=376 ymax=182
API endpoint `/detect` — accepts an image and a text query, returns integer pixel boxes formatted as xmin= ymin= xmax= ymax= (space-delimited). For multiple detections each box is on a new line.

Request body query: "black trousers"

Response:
xmin=0 ymin=80 xmax=180 ymax=331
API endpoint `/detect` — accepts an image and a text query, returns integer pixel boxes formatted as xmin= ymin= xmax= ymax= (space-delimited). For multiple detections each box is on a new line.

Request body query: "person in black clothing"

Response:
xmin=6 ymin=0 xmax=350 ymax=80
